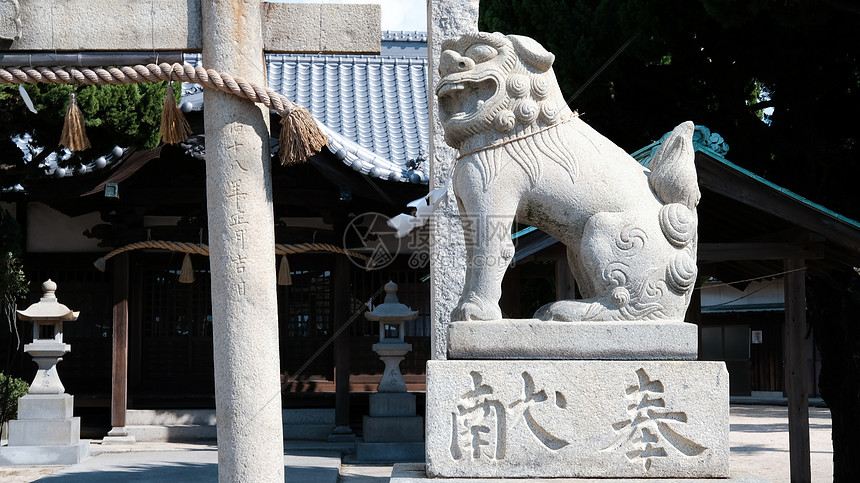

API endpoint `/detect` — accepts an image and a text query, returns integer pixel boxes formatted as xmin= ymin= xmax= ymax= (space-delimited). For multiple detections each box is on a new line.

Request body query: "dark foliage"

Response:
xmin=480 ymin=0 xmax=860 ymax=218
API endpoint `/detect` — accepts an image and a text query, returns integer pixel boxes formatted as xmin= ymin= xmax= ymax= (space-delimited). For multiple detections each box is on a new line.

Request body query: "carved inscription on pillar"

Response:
xmin=226 ymin=177 xmax=249 ymax=296
xmin=226 ymin=124 xmax=249 ymax=171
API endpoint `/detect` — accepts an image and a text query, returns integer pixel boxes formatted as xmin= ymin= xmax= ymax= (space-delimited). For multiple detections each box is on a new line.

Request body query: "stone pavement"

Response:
xmin=0 ymin=404 xmax=834 ymax=482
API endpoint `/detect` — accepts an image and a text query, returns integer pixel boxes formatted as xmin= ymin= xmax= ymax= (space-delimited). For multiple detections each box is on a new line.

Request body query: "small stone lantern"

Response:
xmin=356 ymin=281 xmax=424 ymax=461
xmin=0 ymin=280 xmax=89 ymax=465
xmin=17 ymin=280 xmax=79 ymax=394
xmin=364 ymin=281 xmax=418 ymax=392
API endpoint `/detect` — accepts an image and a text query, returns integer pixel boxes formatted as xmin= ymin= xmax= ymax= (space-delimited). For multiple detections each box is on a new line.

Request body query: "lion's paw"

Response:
xmin=451 ymin=292 xmax=502 ymax=321
xmin=535 ymin=299 xmax=614 ymax=322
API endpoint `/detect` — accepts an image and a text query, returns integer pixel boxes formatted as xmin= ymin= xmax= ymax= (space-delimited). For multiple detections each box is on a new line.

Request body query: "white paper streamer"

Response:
xmin=18 ymin=85 xmax=38 ymax=114
xmin=387 ymin=177 xmax=451 ymax=238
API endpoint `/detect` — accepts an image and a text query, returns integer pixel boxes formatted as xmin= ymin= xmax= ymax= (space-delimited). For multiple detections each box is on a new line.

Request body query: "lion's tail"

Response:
xmin=648 ymin=121 xmax=700 ymax=210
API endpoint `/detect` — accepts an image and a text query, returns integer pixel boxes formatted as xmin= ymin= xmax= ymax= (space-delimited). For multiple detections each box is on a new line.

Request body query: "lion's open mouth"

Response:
xmin=437 ymin=79 xmax=497 ymax=123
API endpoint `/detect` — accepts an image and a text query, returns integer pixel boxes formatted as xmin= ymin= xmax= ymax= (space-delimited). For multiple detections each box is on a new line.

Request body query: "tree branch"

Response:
xmin=748 ymin=99 xmax=776 ymax=112
xmin=821 ymin=0 xmax=860 ymax=16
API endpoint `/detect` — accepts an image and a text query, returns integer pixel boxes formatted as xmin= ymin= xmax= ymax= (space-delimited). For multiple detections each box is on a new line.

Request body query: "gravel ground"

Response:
xmin=728 ymin=405 xmax=832 ymax=482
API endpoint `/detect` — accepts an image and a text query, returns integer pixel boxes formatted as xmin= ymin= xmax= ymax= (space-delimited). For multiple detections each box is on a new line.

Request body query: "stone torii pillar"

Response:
xmin=1 ymin=1 xmax=380 ymax=479
xmin=202 ymin=1 xmax=283 ymax=480
xmin=427 ymin=0 xmax=480 ymax=361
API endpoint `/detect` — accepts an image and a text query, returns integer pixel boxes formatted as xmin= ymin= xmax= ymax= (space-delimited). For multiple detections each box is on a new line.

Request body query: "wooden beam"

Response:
xmin=697 ymin=153 xmax=860 ymax=255
xmin=784 ymin=257 xmax=812 ymax=482
xmin=698 ymin=242 xmax=823 ymax=262
xmin=109 ymin=252 xmax=129 ymax=432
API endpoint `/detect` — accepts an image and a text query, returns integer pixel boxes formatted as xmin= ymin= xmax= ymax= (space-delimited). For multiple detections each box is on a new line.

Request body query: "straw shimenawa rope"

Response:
xmin=0 ymin=63 xmax=328 ymax=165
xmin=92 ymin=240 xmax=367 ymax=272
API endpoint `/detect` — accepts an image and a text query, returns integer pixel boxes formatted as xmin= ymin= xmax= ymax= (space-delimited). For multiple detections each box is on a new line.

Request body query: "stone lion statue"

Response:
xmin=436 ymin=32 xmax=700 ymax=322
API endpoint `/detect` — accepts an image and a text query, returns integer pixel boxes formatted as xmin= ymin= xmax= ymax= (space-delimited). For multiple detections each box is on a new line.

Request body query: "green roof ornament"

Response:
xmin=656 ymin=125 xmax=729 ymax=157
xmin=631 ymin=125 xmax=729 ymax=166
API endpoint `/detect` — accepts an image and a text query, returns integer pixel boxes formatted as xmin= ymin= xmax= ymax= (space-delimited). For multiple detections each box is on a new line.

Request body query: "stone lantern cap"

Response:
xmin=17 ymin=280 xmax=79 ymax=322
xmin=365 ymin=281 xmax=419 ymax=322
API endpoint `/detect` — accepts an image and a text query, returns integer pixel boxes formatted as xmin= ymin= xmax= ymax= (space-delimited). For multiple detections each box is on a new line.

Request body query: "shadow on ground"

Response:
xmin=37 ymin=462 xmax=217 ymax=482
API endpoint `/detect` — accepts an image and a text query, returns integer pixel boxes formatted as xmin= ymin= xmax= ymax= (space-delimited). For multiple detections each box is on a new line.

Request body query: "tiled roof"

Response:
xmin=182 ymin=31 xmax=430 ymax=184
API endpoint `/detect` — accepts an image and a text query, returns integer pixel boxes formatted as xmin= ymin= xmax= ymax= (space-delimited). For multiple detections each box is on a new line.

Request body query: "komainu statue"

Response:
xmin=436 ymin=32 xmax=700 ymax=322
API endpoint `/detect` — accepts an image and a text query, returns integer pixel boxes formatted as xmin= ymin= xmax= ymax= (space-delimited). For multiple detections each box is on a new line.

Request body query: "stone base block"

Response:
xmin=355 ymin=440 xmax=425 ymax=462
xmin=0 ymin=441 xmax=89 ymax=465
xmin=363 ymin=415 xmax=423 ymax=443
xmin=8 ymin=417 xmax=80 ymax=446
xmin=370 ymin=392 xmax=416 ymax=417
xmin=17 ymin=394 xmax=74 ymax=420
xmin=101 ymin=435 xmax=137 ymax=445
xmin=447 ymin=319 xmax=698 ymax=360
xmin=126 ymin=424 xmax=217 ymax=442
xmin=390 ymin=463 xmax=767 ymax=482
xmin=426 ymin=360 xmax=729 ymax=479
xmin=328 ymin=425 xmax=356 ymax=443
xmin=285 ymin=423 xmax=336 ymax=441
xmin=125 ymin=408 xmax=336 ymax=442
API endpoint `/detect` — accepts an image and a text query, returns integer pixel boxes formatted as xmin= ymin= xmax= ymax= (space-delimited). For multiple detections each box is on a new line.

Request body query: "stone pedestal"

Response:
xmin=356 ymin=392 xmax=425 ymax=462
xmin=0 ymin=394 xmax=89 ymax=465
xmin=374 ymin=342 xmax=412 ymax=392
xmin=447 ymin=319 xmax=698 ymax=360
xmin=102 ymin=426 xmax=136 ymax=445
xmin=425 ymin=360 xmax=729 ymax=479
xmin=357 ymin=281 xmax=425 ymax=461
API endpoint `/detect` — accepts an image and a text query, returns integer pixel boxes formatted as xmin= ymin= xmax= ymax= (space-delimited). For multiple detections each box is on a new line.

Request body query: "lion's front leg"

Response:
xmin=450 ymin=164 xmax=520 ymax=322
xmin=450 ymin=211 xmax=514 ymax=321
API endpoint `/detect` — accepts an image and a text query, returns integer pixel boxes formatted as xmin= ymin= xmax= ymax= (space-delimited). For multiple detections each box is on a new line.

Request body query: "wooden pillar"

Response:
xmin=331 ymin=251 xmax=353 ymax=438
xmin=784 ymin=257 xmax=811 ymax=482
xmin=105 ymin=252 xmax=131 ymax=441
xmin=500 ymin=267 xmax=521 ymax=318
xmin=685 ymin=286 xmax=702 ymax=325
xmin=555 ymin=255 xmax=577 ymax=301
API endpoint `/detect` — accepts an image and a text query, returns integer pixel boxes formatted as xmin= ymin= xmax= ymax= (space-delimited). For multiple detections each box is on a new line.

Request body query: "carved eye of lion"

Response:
xmin=464 ymin=44 xmax=498 ymax=63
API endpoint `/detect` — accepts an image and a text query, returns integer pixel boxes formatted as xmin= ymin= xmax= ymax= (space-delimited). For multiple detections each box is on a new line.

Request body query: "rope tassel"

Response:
xmin=179 ymin=253 xmax=195 ymax=283
xmin=59 ymin=92 xmax=90 ymax=151
xmin=160 ymin=82 xmax=191 ymax=144
xmin=0 ymin=63 xmax=330 ymax=163
xmin=279 ymin=107 xmax=327 ymax=166
xmin=278 ymin=254 xmax=292 ymax=286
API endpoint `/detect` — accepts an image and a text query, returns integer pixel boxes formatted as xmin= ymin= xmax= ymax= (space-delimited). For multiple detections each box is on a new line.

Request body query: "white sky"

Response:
xmin=276 ymin=0 xmax=428 ymax=32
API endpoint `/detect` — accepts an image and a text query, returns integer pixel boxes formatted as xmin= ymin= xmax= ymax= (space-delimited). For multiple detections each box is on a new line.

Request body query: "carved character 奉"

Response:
xmin=436 ymin=32 xmax=700 ymax=322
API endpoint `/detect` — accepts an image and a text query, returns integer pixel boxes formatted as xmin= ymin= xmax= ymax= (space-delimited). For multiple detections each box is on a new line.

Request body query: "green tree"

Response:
xmin=1 ymin=208 xmax=28 ymax=368
xmin=0 ymin=371 xmax=28 ymax=439
xmin=0 ymin=82 xmax=174 ymax=188
xmin=481 ymin=1 xmax=860 ymax=480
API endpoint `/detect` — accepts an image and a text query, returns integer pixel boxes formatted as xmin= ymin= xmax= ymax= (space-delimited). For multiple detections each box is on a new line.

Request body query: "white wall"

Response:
xmin=701 ymin=278 xmax=784 ymax=311
xmin=27 ymin=203 xmax=105 ymax=253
